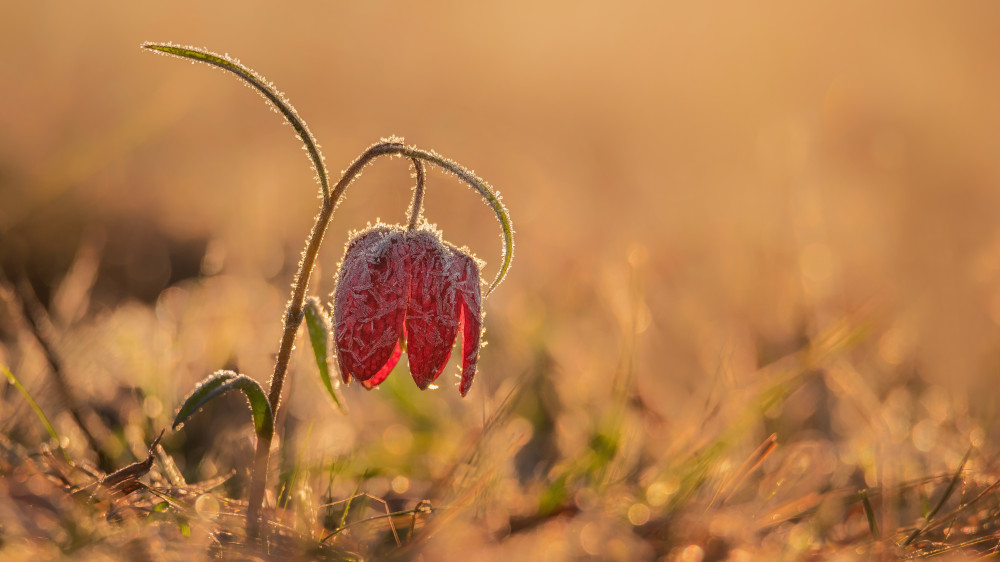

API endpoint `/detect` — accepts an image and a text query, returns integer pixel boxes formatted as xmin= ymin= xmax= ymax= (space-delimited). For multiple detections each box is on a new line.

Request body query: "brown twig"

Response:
xmin=101 ymin=430 xmax=164 ymax=497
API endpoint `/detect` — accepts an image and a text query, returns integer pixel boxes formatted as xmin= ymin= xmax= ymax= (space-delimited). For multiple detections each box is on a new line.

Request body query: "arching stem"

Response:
xmin=142 ymin=44 xmax=513 ymax=539
xmin=250 ymin=140 xmax=512 ymax=536
xmin=142 ymin=43 xmax=331 ymax=201
xmin=246 ymin=140 xmax=513 ymax=534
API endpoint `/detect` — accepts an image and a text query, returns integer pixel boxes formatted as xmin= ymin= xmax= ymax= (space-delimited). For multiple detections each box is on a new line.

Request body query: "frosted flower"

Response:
xmin=332 ymin=225 xmax=483 ymax=396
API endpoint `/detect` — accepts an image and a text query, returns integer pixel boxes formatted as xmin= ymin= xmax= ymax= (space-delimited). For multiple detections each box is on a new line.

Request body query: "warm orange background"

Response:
xmin=3 ymin=2 xmax=1000 ymax=557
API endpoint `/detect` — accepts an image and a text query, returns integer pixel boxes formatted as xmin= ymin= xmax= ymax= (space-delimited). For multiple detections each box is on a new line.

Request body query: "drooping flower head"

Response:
xmin=333 ymin=224 xmax=483 ymax=396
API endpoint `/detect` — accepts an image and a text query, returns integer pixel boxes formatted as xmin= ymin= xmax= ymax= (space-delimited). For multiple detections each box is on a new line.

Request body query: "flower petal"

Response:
xmin=450 ymin=251 xmax=483 ymax=397
xmin=404 ymin=232 xmax=460 ymax=389
xmin=361 ymin=341 xmax=403 ymax=389
xmin=333 ymin=227 xmax=409 ymax=383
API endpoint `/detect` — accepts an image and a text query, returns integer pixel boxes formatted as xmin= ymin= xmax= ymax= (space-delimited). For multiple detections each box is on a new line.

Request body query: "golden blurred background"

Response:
xmin=4 ymin=2 xmax=1000 ymax=558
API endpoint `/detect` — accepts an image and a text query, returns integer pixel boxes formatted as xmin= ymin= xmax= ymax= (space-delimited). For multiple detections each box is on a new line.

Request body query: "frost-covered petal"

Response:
xmin=404 ymin=231 xmax=460 ymax=389
xmin=360 ymin=341 xmax=403 ymax=389
xmin=449 ymin=250 xmax=483 ymax=397
xmin=332 ymin=227 xmax=409 ymax=383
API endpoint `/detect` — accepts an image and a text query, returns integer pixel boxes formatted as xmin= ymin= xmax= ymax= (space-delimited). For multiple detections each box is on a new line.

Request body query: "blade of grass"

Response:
xmin=321 ymin=495 xmax=425 ymax=543
xmin=155 ymin=443 xmax=187 ymax=487
xmin=279 ymin=422 xmax=313 ymax=510
xmin=860 ymin=489 xmax=880 ymax=540
xmin=338 ymin=475 xmax=366 ymax=532
xmin=2 ymin=363 xmax=71 ymax=463
xmin=663 ymin=314 xmax=871 ymax=512
xmin=903 ymin=448 xmax=971 ymax=546
xmin=1 ymin=272 xmax=106 ymax=466
xmin=715 ymin=432 xmax=779 ymax=508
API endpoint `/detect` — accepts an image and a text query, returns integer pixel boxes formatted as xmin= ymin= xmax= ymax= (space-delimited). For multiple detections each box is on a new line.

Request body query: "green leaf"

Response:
xmin=173 ymin=370 xmax=273 ymax=440
xmin=141 ymin=43 xmax=331 ymax=202
xmin=178 ymin=518 xmax=191 ymax=537
xmin=304 ymin=297 xmax=344 ymax=412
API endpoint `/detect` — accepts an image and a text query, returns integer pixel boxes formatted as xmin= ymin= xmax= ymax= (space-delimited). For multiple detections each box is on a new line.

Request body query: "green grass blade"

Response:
xmin=860 ymin=489 xmax=880 ymax=539
xmin=335 ymin=472 xmax=369 ymax=534
xmin=279 ymin=422 xmax=313 ymax=511
xmin=141 ymin=42 xmax=331 ymax=201
xmin=304 ymin=297 xmax=344 ymax=412
xmin=904 ymin=448 xmax=971 ymax=546
xmin=173 ymin=370 xmax=274 ymax=440
xmin=2 ymin=363 xmax=71 ymax=463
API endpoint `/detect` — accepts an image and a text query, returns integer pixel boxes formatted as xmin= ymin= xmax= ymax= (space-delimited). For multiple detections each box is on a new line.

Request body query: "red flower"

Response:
xmin=332 ymin=225 xmax=483 ymax=396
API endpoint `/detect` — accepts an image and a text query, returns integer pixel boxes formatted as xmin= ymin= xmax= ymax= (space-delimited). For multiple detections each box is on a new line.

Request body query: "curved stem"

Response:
xmin=260 ymin=139 xmax=513 ymax=437
xmin=407 ymin=158 xmax=426 ymax=231
xmin=327 ymin=142 xmax=514 ymax=294
xmin=400 ymin=146 xmax=513 ymax=294
xmin=237 ymin=140 xmax=514 ymax=537
xmin=245 ymin=140 xmax=405 ymax=536
xmin=145 ymin=42 xmax=514 ymax=539
xmin=142 ymin=43 xmax=332 ymax=201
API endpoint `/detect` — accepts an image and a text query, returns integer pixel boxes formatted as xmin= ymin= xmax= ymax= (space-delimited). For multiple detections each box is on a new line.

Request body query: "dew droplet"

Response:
xmin=195 ymin=493 xmax=220 ymax=520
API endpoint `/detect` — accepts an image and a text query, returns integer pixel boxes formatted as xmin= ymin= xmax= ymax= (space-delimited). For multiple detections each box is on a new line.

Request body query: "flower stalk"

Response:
xmin=143 ymin=43 xmax=513 ymax=539
xmin=407 ymin=158 xmax=426 ymax=231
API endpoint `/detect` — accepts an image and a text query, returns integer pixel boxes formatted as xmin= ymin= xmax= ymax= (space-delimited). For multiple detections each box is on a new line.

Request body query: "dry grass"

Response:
xmin=4 ymin=2 xmax=1000 ymax=560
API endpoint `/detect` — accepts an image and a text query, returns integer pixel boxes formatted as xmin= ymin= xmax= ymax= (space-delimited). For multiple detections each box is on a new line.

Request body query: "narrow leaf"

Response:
xmin=2 ymin=363 xmax=71 ymax=463
xmin=173 ymin=370 xmax=274 ymax=440
xmin=141 ymin=43 xmax=331 ymax=202
xmin=304 ymin=297 xmax=345 ymax=412
xmin=172 ymin=370 xmax=237 ymax=429
xmin=904 ymin=448 xmax=972 ymax=546
xmin=860 ymin=489 xmax=880 ymax=539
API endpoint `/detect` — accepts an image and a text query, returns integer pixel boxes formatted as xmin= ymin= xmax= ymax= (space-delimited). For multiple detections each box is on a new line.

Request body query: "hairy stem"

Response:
xmin=328 ymin=142 xmax=514 ymax=293
xmin=247 ymin=139 xmax=513 ymax=534
xmin=407 ymin=158 xmax=426 ymax=231
xmin=142 ymin=43 xmax=331 ymax=201
xmin=144 ymin=42 xmax=513 ymax=539
xmin=399 ymin=146 xmax=513 ymax=294
xmin=263 ymin=140 xmax=511 ymax=419
xmin=245 ymin=141 xmax=403 ymax=536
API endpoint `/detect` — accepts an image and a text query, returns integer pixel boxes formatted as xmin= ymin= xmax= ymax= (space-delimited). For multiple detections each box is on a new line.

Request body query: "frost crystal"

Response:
xmin=332 ymin=225 xmax=483 ymax=396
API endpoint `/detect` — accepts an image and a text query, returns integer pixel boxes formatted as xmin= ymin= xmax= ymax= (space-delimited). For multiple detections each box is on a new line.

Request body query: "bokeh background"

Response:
xmin=4 ymin=2 xmax=1000 ymax=559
